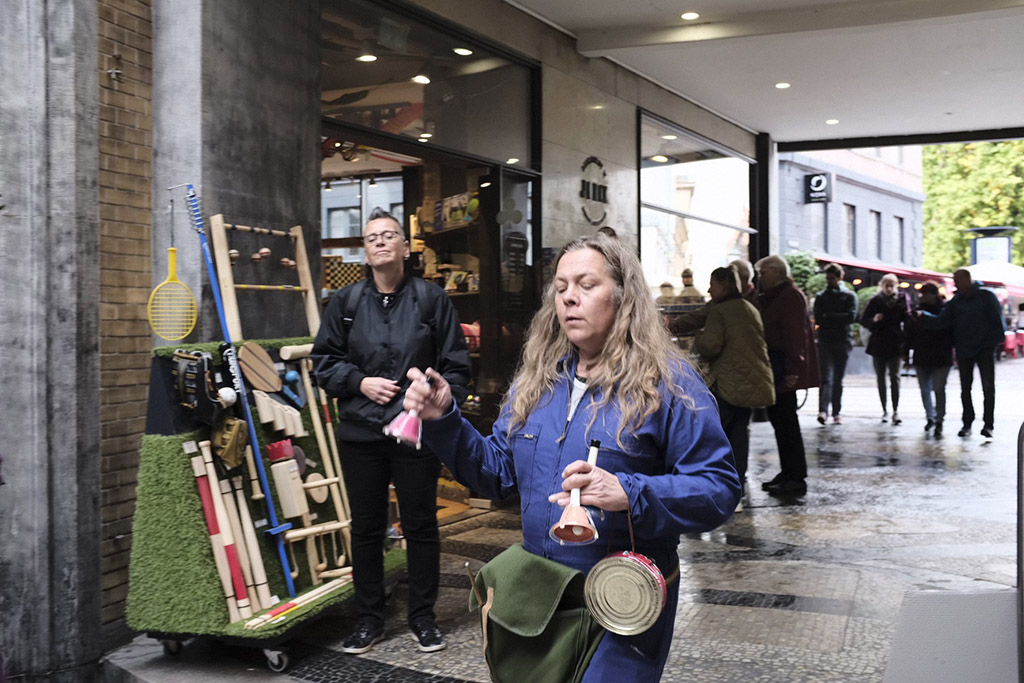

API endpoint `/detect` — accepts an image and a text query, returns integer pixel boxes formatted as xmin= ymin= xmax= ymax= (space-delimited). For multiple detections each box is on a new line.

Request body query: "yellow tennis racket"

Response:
xmin=148 ymin=247 xmax=198 ymax=340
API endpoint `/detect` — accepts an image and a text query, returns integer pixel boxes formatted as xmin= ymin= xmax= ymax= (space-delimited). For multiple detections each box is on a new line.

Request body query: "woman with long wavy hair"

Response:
xmin=404 ymin=233 xmax=739 ymax=681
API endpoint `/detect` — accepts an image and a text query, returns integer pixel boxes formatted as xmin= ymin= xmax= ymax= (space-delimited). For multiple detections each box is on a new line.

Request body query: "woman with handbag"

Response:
xmin=404 ymin=233 xmax=740 ymax=681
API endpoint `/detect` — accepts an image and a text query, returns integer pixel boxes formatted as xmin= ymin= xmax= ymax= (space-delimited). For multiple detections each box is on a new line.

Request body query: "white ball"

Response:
xmin=218 ymin=387 xmax=237 ymax=407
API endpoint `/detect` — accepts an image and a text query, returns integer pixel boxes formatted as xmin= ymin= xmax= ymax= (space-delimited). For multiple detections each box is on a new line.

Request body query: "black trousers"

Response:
xmin=765 ymin=389 xmax=807 ymax=481
xmin=958 ymin=347 xmax=996 ymax=431
xmin=817 ymin=342 xmax=850 ymax=417
xmin=339 ymin=437 xmax=441 ymax=628
xmin=717 ymin=396 xmax=752 ymax=484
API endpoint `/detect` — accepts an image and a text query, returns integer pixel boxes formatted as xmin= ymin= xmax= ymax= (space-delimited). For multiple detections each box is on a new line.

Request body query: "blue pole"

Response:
xmin=185 ymin=184 xmax=296 ymax=598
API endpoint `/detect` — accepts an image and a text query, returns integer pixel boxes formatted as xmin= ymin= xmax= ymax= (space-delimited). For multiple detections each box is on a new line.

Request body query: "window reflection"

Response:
xmin=321 ymin=0 xmax=532 ymax=168
xmin=639 ymin=113 xmax=754 ymax=298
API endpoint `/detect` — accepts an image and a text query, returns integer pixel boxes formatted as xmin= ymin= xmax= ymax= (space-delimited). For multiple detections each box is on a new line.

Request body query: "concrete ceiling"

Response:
xmin=505 ymin=0 xmax=1024 ymax=143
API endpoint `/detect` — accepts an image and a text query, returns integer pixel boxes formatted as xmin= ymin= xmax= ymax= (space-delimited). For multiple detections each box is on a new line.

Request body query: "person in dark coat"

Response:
xmin=917 ymin=268 xmax=1005 ymax=438
xmin=860 ymin=274 xmax=909 ymax=424
xmin=904 ymin=281 xmax=954 ymax=437
xmin=312 ymin=207 xmax=471 ymax=655
xmin=754 ymin=255 xmax=819 ymax=497
xmin=812 ymin=263 xmax=858 ymax=425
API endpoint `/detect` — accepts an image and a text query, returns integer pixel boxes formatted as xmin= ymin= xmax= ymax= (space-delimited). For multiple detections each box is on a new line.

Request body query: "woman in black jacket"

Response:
xmin=860 ymin=274 xmax=910 ymax=424
xmin=312 ymin=207 xmax=471 ymax=656
xmin=904 ymin=281 xmax=954 ymax=436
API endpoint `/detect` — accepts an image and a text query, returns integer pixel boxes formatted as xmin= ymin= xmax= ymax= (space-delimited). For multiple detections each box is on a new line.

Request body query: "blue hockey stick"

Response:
xmin=184 ymin=184 xmax=296 ymax=598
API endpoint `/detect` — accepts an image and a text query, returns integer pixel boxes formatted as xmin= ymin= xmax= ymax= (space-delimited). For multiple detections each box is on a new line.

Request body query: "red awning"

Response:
xmin=814 ymin=254 xmax=949 ymax=281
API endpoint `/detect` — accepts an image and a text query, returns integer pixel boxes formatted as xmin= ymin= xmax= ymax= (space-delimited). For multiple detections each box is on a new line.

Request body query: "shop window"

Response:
xmin=321 ymin=0 xmax=533 ymax=169
xmin=638 ymin=112 xmax=754 ymax=297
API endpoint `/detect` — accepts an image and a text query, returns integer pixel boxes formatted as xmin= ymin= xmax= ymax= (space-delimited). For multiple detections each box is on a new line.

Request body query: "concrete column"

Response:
xmin=0 ymin=0 xmax=102 ymax=679
xmin=154 ymin=0 xmax=322 ymax=341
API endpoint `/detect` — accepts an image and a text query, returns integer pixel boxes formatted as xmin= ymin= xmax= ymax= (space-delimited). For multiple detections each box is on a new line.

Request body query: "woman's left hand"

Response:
xmin=548 ymin=460 xmax=629 ymax=512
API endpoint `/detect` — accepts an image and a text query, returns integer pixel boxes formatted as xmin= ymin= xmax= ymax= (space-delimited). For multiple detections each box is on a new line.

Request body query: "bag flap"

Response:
xmin=471 ymin=543 xmax=585 ymax=638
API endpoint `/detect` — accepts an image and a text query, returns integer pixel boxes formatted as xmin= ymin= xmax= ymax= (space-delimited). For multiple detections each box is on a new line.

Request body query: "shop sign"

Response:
xmin=804 ymin=173 xmax=832 ymax=203
xmin=580 ymin=156 xmax=609 ymax=226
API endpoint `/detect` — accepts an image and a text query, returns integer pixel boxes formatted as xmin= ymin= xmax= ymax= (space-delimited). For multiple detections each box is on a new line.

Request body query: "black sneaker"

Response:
xmin=958 ymin=426 xmax=971 ymax=437
xmin=933 ymin=420 xmax=943 ymax=437
xmin=342 ymin=618 xmax=385 ymax=654
xmin=761 ymin=472 xmax=786 ymax=491
xmin=981 ymin=427 xmax=993 ymax=439
xmin=410 ymin=616 xmax=447 ymax=653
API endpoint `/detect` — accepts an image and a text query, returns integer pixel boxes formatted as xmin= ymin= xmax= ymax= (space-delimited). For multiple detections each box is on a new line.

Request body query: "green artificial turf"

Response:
xmin=129 ymin=339 xmax=407 ymax=638
xmin=152 ymin=336 xmax=316 ymax=361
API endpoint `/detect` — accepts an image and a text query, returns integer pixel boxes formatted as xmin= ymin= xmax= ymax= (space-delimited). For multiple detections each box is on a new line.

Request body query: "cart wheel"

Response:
xmin=161 ymin=639 xmax=182 ymax=657
xmin=264 ymin=649 xmax=289 ymax=673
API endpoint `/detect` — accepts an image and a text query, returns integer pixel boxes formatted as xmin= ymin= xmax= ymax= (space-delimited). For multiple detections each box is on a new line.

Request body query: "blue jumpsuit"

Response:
xmin=421 ymin=357 xmax=740 ymax=681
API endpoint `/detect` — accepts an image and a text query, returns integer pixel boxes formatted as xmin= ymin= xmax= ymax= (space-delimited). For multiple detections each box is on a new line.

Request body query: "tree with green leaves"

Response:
xmin=922 ymin=141 xmax=1024 ymax=273
xmin=783 ymin=250 xmax=820 ymax=299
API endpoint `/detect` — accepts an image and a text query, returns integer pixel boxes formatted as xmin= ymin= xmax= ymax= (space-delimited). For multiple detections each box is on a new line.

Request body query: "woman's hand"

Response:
xmin=404 ymin=367 xmax=452 ymax=420
xmin=360 ymin=377 xmax=400 ymax=405
xmin=548 ymin=460 xmax=629 ymax=512
xmin=873 ymin=313 xmax=884 ymax=323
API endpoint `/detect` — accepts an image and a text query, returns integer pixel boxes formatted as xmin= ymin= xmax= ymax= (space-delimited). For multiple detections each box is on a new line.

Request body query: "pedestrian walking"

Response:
xmin=904 ymin=281 xmax=953 ymax=437
xmin=812 ymin=263 xmax=858 ymax=425
xmin=917 ymin=268 xmax=1005 ymax=438
xmin=755 ymin=255 xmax=818 ymax=497
xmin=694 ymin=266 xmax=775 ymax=510
xmin=860 ymin=274 xmax=909 ymax=425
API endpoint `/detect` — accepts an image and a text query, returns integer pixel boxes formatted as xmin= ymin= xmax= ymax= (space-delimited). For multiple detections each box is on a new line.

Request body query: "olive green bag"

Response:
xmin=470 ymin=543 xmax=606 ymax=683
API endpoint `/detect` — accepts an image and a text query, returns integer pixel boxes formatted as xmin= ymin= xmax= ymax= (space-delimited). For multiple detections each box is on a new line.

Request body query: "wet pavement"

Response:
xmin=103 ymin=361 xmax=1023 ymax=682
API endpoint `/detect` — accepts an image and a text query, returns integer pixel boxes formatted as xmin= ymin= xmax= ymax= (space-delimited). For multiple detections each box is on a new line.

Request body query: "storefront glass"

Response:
xmin=639 ymin=112 xmax=754 ymax=296
xmin=322 ymin=0 xmax=533 ymax=169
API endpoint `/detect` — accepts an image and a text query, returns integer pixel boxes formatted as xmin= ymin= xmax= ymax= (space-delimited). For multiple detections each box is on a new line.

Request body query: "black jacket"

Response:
xmin=312 ymin=276 xmax=471 ymax=442
xmin=905 ymin=299 xmax=954 ymax=367
xmin=813 ymin=285 xmax=858 ymax=347
xmin=860 ymin=291 xmax=910 ymax=358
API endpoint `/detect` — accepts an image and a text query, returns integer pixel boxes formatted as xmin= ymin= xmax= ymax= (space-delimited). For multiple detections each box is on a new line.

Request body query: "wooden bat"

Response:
xmin=232 ymin=475 xmax=273 ymax=609
xmin=199 ymin=440 xmax=252 ymax=620
xmin=186 ymin=443 xmax=239 ymax=624
xmin=278 ymin=343 xmax=313 ymax=361
xmin=243 ymin=445 xmax=264 ymax=501
xmin=218 ymin=476 xmax=260 ymax=612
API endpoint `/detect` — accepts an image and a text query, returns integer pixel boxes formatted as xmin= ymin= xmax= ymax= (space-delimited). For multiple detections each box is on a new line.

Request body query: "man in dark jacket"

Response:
xmin=312 ymin=208 xmax=471 ymax=655
xmin=755 ymin=255 xmax=819 ymax=497
xmin=918 ymin=268 xmax=1005 ymax=439
xmin=813 ymin=263 xmax=858 ymax=425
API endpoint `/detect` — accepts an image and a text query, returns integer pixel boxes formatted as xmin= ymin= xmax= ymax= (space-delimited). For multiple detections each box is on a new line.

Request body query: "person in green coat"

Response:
xmin=695 ymin=266 xmax=775 ymax=507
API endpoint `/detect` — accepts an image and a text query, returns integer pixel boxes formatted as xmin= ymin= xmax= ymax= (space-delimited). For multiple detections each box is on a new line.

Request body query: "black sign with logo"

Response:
xmin=804 ymin=173 xmax=832 ymax=203
xmin=580 ymin=156 xmax=609 ymax=226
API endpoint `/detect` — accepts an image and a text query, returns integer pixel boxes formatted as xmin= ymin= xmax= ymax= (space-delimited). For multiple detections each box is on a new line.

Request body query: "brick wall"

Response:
xmin=97 ymin=0 xmax=153 ymax=638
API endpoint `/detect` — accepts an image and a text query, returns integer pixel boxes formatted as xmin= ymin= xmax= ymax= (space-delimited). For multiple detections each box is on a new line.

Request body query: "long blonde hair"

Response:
xmin=505 ymin=234 xmax=694 ymax=447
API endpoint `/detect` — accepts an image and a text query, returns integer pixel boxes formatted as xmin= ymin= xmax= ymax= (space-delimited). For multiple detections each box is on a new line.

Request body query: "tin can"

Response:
xmin=584 ymin=551 xmax=666 ymax=635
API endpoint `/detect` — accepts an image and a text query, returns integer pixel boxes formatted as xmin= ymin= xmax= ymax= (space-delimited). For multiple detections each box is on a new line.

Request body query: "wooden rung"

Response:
xmin=234 ymin=284 xmax=308 ymax=292
xmin=226 ymin=223 xmax=291 ymax=237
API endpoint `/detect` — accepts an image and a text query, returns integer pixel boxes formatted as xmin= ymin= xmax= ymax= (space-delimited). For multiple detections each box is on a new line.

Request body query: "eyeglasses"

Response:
xmin=363 ymin=230 xmax=402 ymax=245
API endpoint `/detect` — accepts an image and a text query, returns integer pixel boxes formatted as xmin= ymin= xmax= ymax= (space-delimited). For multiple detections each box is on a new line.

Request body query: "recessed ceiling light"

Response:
xmin=825 ymin=118 xmax=839 ymax=125
xmin=412 ymin=74 xmax=431 ymax=84
xmin=775 ymin=82 xmax=791 ymax=89
xmin=661 ymin=134 xmax=678 ymax=140
xmin=419 ymin=132 xmax=433 ymax=139
xmin=418 ymin=138 xmax=428 ymax=142
xmin=591 ymin=104 xmax=605 ymax=110
xmin=356 ymin=53 xmax=377 ymax=63
xmin=453 ymin=47 xmax=473 ymax=56
xmin=681 ymin=12 xmax=700 ymax=21
xmin=333 ymin=141 xmax=342 ymax=147
xmin=506 ymin=157 xmax=520 ymax=164
xmin=480 ymin=181 xmax=492 ymax=188
xmin=651 ymin=155 xmax=669 ymax=163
